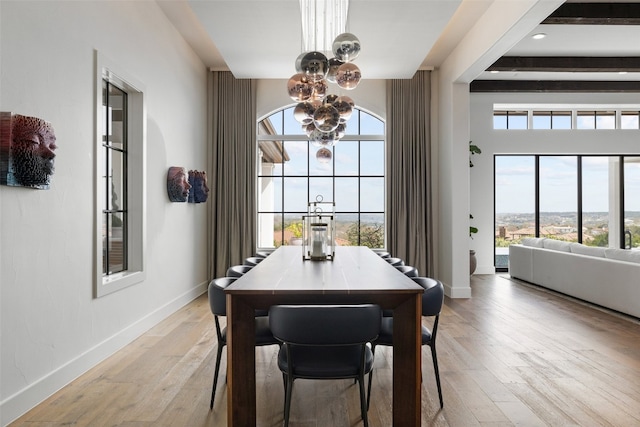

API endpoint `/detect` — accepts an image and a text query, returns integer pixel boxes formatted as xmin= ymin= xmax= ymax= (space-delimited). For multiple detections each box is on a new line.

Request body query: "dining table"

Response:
xmin=224 ymin=245 xmax=424 ymax=426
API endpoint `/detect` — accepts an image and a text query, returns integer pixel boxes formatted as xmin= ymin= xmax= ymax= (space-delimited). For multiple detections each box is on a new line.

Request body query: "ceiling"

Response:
xmin=158 ymin=0 xmax=640 ymax=84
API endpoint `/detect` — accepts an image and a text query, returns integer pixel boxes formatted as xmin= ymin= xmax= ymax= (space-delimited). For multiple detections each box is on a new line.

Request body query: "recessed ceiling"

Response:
xmin=158 ymin=0 xmax=640 ymax=84
xmin=160 ymin=0 xmax=461 ymax=79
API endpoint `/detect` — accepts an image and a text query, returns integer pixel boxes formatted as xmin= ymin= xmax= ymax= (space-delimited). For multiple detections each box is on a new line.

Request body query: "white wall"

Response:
xmin=470 ymin=92 xmax=640 ymax=274
xmin=0 ymin=2 xmax=209 ymax=424
xmin=435 ymin=0 xmax=562 ymax=297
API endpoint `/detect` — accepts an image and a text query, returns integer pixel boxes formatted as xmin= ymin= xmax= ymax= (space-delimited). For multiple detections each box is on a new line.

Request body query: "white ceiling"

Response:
xmin=158 ymin=0 xmax=640 ymax=82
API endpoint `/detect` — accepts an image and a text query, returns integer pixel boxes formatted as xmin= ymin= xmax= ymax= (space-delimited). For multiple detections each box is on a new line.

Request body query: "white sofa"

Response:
xmin=509 ymin=238 xmax=640 ymax=319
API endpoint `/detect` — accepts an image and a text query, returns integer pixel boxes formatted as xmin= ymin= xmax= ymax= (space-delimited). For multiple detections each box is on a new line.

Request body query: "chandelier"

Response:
xmin=287 ymin=0 xmax=362 ymax=164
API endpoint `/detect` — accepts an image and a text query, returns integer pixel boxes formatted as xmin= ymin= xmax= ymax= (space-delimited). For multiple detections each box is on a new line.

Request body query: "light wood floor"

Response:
xmin=11 ymin=274 xmax=640 ymax=426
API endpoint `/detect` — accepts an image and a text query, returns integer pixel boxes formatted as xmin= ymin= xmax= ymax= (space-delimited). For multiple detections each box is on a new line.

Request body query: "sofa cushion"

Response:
xmin=521 ymin=237 xmax=546 ymax=248
xmin=604 ymin=248 xmax=640 ymax=264
xmin=542 ymin=239 xmax=572 ymax=252
xmin=569 ymin=243 xmax=606 ymax=258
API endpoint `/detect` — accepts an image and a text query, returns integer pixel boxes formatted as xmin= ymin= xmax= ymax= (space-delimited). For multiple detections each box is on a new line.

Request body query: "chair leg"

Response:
xmin=431 ymin=345 xmax=443 ymax=408
xmin=283 ymin=376 xmax=294 ymax=427
xmin=367 ymin=344 xmax=376 ymax=410
xmin=210 ymin=344 xmax=224 ymax=410
xmin=358 ymin=374 xmax=369 ymax=427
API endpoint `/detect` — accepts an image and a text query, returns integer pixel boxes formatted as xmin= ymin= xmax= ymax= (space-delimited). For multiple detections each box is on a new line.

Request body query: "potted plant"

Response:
xmin=286 ymin=222 xmax=304 ymax=245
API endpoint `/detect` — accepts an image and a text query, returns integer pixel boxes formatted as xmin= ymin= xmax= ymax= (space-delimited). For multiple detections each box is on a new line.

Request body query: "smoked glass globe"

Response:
xmin=332 ymin=33 xmax=361 ymax=62
xmin=333 ymin=99 xmax=353 ymax=122
xmin=300 ymin=51 xmax=329 ymax=80
xmin=313 ymin=105 xmax=340 ymax=132
xmin=293 ymin=102 xmax=315 ymax=125
xmin=326 ymin=58 xmax=344 ymax=83
xmin=316 ymin=147 xmax=332 ymax=163
xmin=287 ymin=73 xmax=312 ymax=102
xmin=336 ymin=63 xmax=361 ymax=90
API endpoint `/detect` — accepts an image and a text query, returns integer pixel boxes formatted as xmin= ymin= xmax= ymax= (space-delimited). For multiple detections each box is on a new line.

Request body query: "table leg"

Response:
xmin=392 ymin=293 xmax=422 ymax=426
xmin=226 ymin=295 xmax=256 ymax=426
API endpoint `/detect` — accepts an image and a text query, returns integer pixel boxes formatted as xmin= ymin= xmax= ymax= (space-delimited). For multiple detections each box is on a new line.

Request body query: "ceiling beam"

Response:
xmin=542 ymin=3 xmax=640 ymax=25
xmin=470 ymin=80 xmax=640 ymax=92
xmin=487 ymin=56 xmax=640 ymax=72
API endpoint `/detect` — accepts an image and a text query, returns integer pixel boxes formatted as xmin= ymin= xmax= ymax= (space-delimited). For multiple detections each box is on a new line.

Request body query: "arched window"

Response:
xmin=257 ymin=106 xmax=385 ymax=249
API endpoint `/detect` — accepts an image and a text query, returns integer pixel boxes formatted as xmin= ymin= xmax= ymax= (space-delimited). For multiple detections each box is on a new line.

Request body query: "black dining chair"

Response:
xmin=207 ymin=277 xmax=280 ymax=409
xmin=374 ymin=250 xmax=391 ymax=259
xmin=244 ymin=256 xmax=264 ymax=266
xmin=385 ymin=257 xmax=404 ymax=267
xmin=269 ymin=304 xmax=382 ymax=427
xmin=367 ymin=277 xmax=445 ymax=408
xmin=255 ymin=250 xmax=273 ymax=258
xmin=396 ymin=265 xmax=419 ymax=277
xmin=226 ymin=264 xmax=253 ymax=277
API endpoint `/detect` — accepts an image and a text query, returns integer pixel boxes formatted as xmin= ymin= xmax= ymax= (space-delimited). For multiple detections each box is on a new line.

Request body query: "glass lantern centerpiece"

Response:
xmin=302 ymin=195 xmax=335 ymax=261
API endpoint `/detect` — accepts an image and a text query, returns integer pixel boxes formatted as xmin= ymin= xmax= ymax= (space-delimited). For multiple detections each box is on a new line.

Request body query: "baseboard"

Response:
xmin=445 ymin=283 xmax=472 ymax=298
xmin=0 ymin=281 xmax=208 ymax=427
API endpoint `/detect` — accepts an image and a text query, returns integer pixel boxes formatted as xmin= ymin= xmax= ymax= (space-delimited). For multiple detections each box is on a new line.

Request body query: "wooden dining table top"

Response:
xmin=225 ymin=245 xmax=423 ymax=296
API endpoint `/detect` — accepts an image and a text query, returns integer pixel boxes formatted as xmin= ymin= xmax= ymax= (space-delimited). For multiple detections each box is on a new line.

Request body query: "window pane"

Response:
xmin=621 ymin=112 xmax=639 ymax=129
xmin=360 ymin=111 xmax=384 ymax=134
xmin=508 ymin=112 xmax=527 ymax=129
xmin=108 ymin=150 xmax=125 ymax=211
xmin=263 ymin=111 xmax=283 ymax=135
xmin=309 ymin=177 xmax=333 ymax=204
xmin=577 ymin=111 xmax=595 ymax=129
xmin=335 ymin=213 xmax=359 ymax=246
xmin=309 ymin=147 xmax=333 ymax=176
xmin=258 ymin=176 xmax=281 ymax=211
xmin=258 ymin=212 xmax=279 ymax=248
xmin=539 ymin=156 xmax=578 ymax=242
xmin=334 ymin=140 xmax=358 ymax=175
xmin=360 ymin=213 xmax=385 ymax=248
xmin=360 ymin=178 xmax=384 ymax=211
xmin=596 ymin=111 xmax=615 ymax=129
xmin=532 ymin=111 xmax=551 ymax=129
xmin=106 ymin=212 xmax=126 ymax=274
xmin=582 ymin=157 xmax=611 ymax=246
xmin=624 ymin=157 xmax=640 ymax=249
xmin=344 ymin=110 xmax=360 ymax=135
xmin=552 ymin=111 xmax=572 ymax=129
xmin=493 ymin=111 xmax=507 ymax=129
xmin=283 ymin=177 xmax=307 ymax=212
xmin=360 ymin=141 xmax=384 ymax=176
xmin=283 ymin=107 xmax=301 ymax=134
xmin=335 ymin=177 xmax=358 ymax=212
xmin=495 ymin=156 xmax=536 ymax=268
xmin=283 ymin=140 xmax=308 ymax=175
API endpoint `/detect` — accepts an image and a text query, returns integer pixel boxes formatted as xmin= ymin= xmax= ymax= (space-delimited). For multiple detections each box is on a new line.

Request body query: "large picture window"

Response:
xmin=257 ymin=106 xmax=385 ymax=249
xmin=495 ymin=154 xmax=640 ymax=271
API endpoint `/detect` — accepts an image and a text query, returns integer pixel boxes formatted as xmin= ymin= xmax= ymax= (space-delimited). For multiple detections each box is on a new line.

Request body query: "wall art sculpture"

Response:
xmin=166 ymin=166 xmax=191 ymax=202
xmin=188 ymin=170 xmax=209 ymax=203
xmin=0 ymin=112 xmax=57 ymax=189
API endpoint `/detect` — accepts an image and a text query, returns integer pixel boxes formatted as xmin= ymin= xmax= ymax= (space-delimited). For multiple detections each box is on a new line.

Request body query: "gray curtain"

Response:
xmin=207 ymin=71 xmax=257 ymax=278
xmin=386 ymin=70 xmax=433 ymax=277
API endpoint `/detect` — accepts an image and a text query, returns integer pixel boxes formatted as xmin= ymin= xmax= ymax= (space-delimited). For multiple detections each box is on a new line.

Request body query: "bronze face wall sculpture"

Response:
xmin=1 ymin=112 xmax=57 ymax=189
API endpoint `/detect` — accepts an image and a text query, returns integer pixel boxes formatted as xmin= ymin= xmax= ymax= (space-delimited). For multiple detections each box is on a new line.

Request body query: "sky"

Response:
xmin=496 ymin=155 xmax=640 ymax=214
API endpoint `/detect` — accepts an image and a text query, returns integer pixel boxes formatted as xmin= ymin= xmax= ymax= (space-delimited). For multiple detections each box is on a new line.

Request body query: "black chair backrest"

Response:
xmin=208 ymin=277 xmax=237 ymax=316
xmin=245 ymin=257 xmax=264 ymax=266
xmin=269 ymin=305 xmax=382 ymax=346
xmin=386 ymin=257 xmax=404 ymax=267
xmin=411 ymin=277 xmax=444 ymax=317
xmin=396 ymin=265 xmax=419 ymax=277
xmin=226 ymin=264 xmax=253 ymax=277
